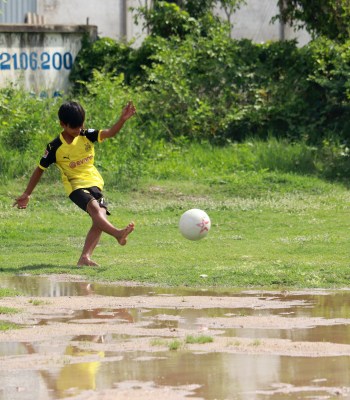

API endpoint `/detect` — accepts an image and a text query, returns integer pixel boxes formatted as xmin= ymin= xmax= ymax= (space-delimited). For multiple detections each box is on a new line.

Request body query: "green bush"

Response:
xmin=69 ymin=30 xmax=350 ymax=145
xmin=69 ymin=36 xmax=132 ymax=89
xmin=5 ymin=24 xmax=350 ymax=185
xmin=133 ymin=1 xmax=198 ymax=38
xmin=0 ymin=86 xmax=60 ymax=179
xmin=1 ymin=76 xmax=350 ymax=184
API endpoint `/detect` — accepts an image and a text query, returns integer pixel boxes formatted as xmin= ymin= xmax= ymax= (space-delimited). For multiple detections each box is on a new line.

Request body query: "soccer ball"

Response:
xmin=179 ymin=209 xmax=211 ymax=241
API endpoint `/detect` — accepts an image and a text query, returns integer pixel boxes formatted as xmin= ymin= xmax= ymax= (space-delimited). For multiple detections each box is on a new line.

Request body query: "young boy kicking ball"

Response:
xmin=14 ymin=101 xmax=136 ymax=267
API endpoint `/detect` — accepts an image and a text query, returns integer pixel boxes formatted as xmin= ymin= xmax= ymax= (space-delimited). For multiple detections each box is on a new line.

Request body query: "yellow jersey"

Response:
xmin=39 ymin=129 xmax=104 ymax=195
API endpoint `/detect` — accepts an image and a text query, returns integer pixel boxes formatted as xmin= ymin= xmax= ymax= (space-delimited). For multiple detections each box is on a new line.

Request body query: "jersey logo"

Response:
xmin=69 ymin=155 xmax=93 ymax=169
xmin=85 ymin=143 xmax=92 ymax=152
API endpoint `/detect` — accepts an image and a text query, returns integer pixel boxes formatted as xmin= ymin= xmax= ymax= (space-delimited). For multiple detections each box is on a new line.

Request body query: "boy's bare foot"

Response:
xmin=116 ymin=222 xmax=135 ymax=246
xmin=77 ymin=256 xmax=99 ymax=267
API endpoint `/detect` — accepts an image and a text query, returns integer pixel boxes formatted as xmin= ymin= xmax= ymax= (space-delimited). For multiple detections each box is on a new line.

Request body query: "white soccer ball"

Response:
xmin=179 ymin=209 xmax=211 ymax=241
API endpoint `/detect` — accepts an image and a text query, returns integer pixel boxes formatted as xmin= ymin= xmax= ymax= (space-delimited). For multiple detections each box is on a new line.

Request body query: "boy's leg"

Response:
xmin=78 ymin=202 xmax=134 ymax=266
xmin=77 ymin=224 xmax=102 ymax=266
xmin=70 ymin=188 xmax=134 ymax=266
xmin=86 ymin=199 xmax=134 ymax=245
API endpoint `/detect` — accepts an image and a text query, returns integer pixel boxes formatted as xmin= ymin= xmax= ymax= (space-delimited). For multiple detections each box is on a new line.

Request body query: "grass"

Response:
xmin=0 ymin=288 xmax=20 ymax=297
xmin=150 ymin=336 xmax=213 ymax=351
xmin=2 ymin=140 xmax=350 ymax=290
xmin=168 ymin=339 xmax=183 ymax=351
xmin=0 ymin=321 xmax=20 ymax=331
xmin=250 ymin=339 xmax=262 ymax=347
xmin=185 ymin=335 xmax=213 ymax=344
xmin=28 ymin=299 xmax=49 ymax=306
xmin=0 ymin=306 xmax=19 ymax=314
xmin=150 ymin=338 xmax=183 ymax=351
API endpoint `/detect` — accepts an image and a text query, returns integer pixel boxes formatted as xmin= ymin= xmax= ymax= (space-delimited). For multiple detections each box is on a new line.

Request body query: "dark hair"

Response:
xmin=58 ymin=101 xmax=85 ymax=128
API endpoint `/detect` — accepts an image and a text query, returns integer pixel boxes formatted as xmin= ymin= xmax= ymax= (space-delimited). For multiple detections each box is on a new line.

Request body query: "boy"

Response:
xmin=13 ymin=100 xmax=136 ymax=267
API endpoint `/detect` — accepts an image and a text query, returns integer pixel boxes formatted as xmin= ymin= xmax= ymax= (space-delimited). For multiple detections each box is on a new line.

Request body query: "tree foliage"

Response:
xmin=168 ymin=0 xmax=217 ymax=18
xmin=133 ymin=0 xmax=245 ymax=38
xmin=133 ymin=1 xmax=198 ymax=38
xmin=70 ymin=29 xmax=350 ymax=145
xmin=277 ymin=0 xmax=350 ymax=42
xmin=68 ymin=0 xmax=350 ymax=146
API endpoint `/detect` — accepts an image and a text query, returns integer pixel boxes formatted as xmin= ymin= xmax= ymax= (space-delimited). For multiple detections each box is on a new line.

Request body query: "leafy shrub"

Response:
xmin=133 ymin=1 xmax=198 ymax=38
xmin=70 ymin=36 xmax=132 ymax=89
xmin=76 ymin=71 xmax=165 ymax=189
xmin=306 ymin=37 xmax=350 ymax=141
xmin=65 ymin=0 xmax=350 ymax=146
xmin=5 ymin=21 xmax=350 ymax=185
xmin=0 ymin=86 xmax=60 ymax=179
xmin=70 ymin=27 xmax=350 ymax=145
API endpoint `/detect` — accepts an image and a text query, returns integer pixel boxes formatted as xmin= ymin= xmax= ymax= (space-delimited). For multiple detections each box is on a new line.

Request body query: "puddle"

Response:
xmin=34 ymin=308 xmax=137 ymax=326
xmin=1 ymin=352 xmax=350 ymax=399
xmin=1 ymin=275 xmax=350 ymax=399
xmin=0 ymin=274 xmax=240 ymax=297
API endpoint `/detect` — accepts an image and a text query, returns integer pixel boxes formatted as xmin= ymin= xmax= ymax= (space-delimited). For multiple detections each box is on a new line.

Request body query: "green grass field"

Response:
xmin=2 ymin=143 xmax=350 ymax=290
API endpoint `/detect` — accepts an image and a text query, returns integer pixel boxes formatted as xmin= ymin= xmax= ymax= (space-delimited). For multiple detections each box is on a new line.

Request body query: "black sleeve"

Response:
xmin=82 ymin=129 xmax=100 ymax=143
xmin=39 ymin=137 xmax=61 ymax=169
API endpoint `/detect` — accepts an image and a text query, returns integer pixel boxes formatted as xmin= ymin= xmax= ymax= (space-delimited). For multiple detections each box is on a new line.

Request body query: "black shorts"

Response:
xmin=69 ymin=187 xmax=111 ymax=215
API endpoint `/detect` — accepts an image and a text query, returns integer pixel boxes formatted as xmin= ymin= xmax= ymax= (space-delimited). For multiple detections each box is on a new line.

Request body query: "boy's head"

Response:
xmin=58 ymin=101 xmax=85 ymax=128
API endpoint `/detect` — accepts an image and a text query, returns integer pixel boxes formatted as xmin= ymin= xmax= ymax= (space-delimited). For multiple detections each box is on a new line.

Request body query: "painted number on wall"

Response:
xmin=0 ymin=51 xmax=73 ymax=70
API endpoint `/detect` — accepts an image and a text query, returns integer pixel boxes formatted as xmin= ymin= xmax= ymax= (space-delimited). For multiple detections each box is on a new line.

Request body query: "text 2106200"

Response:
xmin=0 ymin=51 xmax=73 ymax=71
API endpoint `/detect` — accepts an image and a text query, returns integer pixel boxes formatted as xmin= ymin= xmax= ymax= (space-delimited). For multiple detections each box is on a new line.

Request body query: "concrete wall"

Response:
xmin=0 ymin=25 xmax=97 ymax=94
xmin=36 ymin=0 xmax=311 ymax=46
xmin=0 ymin=0 xmax=311 ymax=46
xmin=37 ymin=0 xmax=145 ymax=45
xmin=0 ymin=0 xmax=310 ymax=93
xmin=216 ymin=0 xmax=310 ymax=46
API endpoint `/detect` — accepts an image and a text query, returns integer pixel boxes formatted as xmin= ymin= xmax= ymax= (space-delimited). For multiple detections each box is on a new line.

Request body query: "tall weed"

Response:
xmin=1 ymin=74 xmax=349 ymax=186
xmin=145 ymin=139 xmax=318 ymax=181
xmin=0 ymin=87 xmax=60 ymax=180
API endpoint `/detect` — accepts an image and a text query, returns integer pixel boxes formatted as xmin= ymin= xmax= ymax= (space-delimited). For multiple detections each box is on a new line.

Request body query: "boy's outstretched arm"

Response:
xmin=13 ymin=166 xmax=44 ymax=209
xmin=100 ymin=101 xmax=136 ymax=141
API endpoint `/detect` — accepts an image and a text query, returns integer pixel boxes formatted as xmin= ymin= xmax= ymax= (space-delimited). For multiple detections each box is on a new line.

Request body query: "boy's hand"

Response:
xmin=99 ymin=101 xmax=137 ymax=140
xmin=13 ymin=193 xmax=30 ymax=209
xmin=121 ymin=101 xmax=136 ymax=122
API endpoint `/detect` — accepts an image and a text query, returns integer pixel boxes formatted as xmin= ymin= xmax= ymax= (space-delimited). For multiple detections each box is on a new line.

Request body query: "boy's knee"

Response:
xmin=87 ymin=199 xmax=101 ymax=214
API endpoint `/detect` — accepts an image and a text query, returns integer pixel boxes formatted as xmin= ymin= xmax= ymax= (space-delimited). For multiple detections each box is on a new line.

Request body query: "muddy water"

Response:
xmin=1 ymin=275 xmax=350 ymax=399
xmin=1 ymin=351 xmax=349 ymax=399
xmin=0 ymin=274 xmax=240 ymax=297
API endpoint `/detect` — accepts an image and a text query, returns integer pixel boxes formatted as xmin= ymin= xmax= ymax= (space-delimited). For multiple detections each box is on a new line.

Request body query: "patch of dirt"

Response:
xmin=2 ymin=293 xmax=350 ymax=358
xmin=1 ymin=278 xmax=350 ymax=399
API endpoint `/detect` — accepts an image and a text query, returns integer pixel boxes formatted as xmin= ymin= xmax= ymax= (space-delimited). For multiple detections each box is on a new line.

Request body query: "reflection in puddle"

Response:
xmin=1 ymin=275 xmax=350 ymax=399
xmin=1 ymin=352 xmax=350 ymax=399
xmin=36 ymin=308 xmax=137 ymax=326
xmin=0 ymin=275 xmax=240 ymax=297
xmin=54 ymin=343 xmax=105 ymax=397
xmin=1 ymin=275 xmax=349 ymax=317
xmin=83 ymin=353 xmax=350 ymax=399
xmin=221 ymin=324 xmax=350 ymax=345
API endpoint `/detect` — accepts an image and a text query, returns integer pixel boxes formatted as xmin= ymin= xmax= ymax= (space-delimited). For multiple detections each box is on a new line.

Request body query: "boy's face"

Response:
xmin=60 ymin=121 xmax=83 ymax=138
